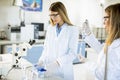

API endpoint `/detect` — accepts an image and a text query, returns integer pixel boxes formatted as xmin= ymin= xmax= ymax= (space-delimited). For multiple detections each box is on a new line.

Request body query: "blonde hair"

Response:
xmin=105 ymin=3 xmax=120 ymax=46
xmin=49 ymin=2 xmax=73 ymax=26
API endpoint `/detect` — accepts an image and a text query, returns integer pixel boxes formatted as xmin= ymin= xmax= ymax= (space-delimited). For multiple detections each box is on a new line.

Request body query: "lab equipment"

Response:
xmin=3 ymin=40 xmax=35 ymax=79
xmin=31 ymin=23 xmax=45 ymax=39
xmin=79 ymin=20 xmax=87 ymax=58
xmin=34 ymin=64 xmax=46 ymax=78
xmin=7 ymin=27 xmax=21 ymax=41
xmin=75 ymin=20 xmax=90 ymax=63
xmin=23 ymin=64 xmax=46 ymax=80
xmin=11 ymin=40 xmax=35 ymax=68
xmin=3 ymin=40 xmax=36 ymax=80
xmin=82 ymin=19 xmax=91 ymax=37
xmin=21 ymin=63 xmax=46 ymax=80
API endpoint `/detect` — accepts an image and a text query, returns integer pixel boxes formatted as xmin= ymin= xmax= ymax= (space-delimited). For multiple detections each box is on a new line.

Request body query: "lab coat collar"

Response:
xmin=54 ymin=23 xmax=68 ymax=38
xmin=55 ymin=23 xmax=68 ymax=29
xmin=110 ymin=38 xmax=120 ymax=49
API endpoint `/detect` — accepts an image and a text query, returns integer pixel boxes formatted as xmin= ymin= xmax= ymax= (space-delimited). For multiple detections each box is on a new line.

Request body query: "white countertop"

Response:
xmin=0 ymin=39 xmax=83 ymax=45
xmin=0 ymin=39 xmax=45 ymax=45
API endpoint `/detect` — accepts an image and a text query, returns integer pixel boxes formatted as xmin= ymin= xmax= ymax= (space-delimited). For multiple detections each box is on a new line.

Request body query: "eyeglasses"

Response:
xmin=103 ymin=16 xmax=110 ymax=21
xmin=103 ymin=16 xmax=110 ymax=19
xmin=49 ymin=13 xmax=59 ymax=17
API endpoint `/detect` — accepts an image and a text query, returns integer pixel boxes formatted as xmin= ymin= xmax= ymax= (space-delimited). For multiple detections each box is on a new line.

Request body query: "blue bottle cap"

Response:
xmin=38 ymin=68 xmax=46 ymax=72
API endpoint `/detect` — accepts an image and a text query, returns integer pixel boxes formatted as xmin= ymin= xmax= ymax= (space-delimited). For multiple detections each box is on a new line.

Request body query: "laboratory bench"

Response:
xmin=0 ymin=39 xmax=86 ymax=64
xmin=0 ymin=54 xmax=63 ymax=80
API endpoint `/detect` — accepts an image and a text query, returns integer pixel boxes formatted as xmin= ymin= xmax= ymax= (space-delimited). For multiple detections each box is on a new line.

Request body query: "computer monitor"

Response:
xmin=31 ymin=23 xmax=44 ymax=31
xmin=31 ymin=23 xmax=45 ymax=39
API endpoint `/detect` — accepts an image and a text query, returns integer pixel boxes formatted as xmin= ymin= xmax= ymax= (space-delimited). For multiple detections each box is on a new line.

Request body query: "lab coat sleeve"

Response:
xmin=94 ymin=46 xmax=120 ymax=80
xmin=107 ymin=48 xmax=120 ymax=80
xmin=38 ymin=26 xmax=50 ymax=63
xmin=84 ymin=33 xmax=103 ymax=53
xmin=57 ymin=27 xmax=79 ymax=67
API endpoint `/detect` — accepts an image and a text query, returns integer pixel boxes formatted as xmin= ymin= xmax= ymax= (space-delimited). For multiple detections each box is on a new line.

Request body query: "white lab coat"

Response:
xmin=39 ymin=23 xmax=79 ymax=80
xmin=84 ymin=34 xmax=120 ymax=80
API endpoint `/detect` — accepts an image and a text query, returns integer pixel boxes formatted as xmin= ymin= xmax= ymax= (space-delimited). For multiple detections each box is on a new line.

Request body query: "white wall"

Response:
xmin=64 ymin=0 xmax=103 ymax=28
xmin=24 ymin=0 xmax=51 ymax=30
xmin=0 ymin=0 xmax=20 ymax=28
xmin=105 ymin=0 xmax=120 ymax=8
xmin=0 ymin=0 xmax=120 ymax=30
xmin=42 ymin=0 xmax=103 ymax=28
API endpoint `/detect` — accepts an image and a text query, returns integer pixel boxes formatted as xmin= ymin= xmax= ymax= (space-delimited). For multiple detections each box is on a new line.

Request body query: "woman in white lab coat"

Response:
xmin=38 ymin=2 xmax=79 ymax=80
xmin=83 ymin=3 xmax=120 ymax=80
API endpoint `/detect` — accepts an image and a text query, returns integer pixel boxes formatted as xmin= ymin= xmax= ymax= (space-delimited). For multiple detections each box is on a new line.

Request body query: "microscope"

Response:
xmin=12 ymin=40 xmax=35 ymax=68
xmin=0 ymin=40 xmax=35 ymax=79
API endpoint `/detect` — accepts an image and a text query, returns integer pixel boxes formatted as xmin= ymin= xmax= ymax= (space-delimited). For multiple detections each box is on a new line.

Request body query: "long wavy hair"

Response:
xmin=105 ymin=3 xmax=120 ymax=46
xmin=49 ymin=2 xmax=73 ymax=26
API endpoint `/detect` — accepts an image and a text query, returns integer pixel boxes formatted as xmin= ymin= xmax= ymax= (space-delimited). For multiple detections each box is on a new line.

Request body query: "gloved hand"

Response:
xmin=77 ymin=54 xmax=86 ymax=63
xmin=82 ymin=20 xmax=91 ymax=36
xmin=38 ymin=61 xmax=44 ymax=66
xmin=33 ymin=63 xmax=46 ymax=78
xmin=44 ymin=61 xmax=60 ymax=77
xmin=34 ymin=64 xmax=46 ymax=72
xmin=34 ymin=61 xmax=45 ymax=71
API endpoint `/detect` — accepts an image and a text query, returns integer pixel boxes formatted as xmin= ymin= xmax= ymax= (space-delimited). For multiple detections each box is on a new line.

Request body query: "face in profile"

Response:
xmin=49 ymin=11 xmax=63 ymax=25
xmin=103 ymin=12 xmax=110 ymax=33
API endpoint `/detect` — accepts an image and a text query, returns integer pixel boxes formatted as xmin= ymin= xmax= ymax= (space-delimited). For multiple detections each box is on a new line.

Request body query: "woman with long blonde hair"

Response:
xmin=37 ymin=2 xmax=79 ymax=80
xmin=83 ymin=3 xmax=120 ymax=80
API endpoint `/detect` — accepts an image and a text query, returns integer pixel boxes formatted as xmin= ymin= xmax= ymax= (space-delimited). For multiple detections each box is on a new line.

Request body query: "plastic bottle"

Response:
xmin=35 ymin=65 xmax=46 ymax=78
xmin=38 ymin=68 xmax=46 ymax=78
xmin=27 ymin=67 xmax=37 ymax=80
